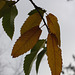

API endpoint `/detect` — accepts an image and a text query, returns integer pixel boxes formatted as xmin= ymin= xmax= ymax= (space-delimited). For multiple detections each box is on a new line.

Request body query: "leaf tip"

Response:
xmin=11 ymin=53 xmax=16 ymax=58
xmin=11 ymin=53 xmax=14 ymax=57
xmin=10 ymin=36 xmax=13 ymax=40
xmin=11 ymin=54 xmax=14 ymax=58
xmin=11 ymin=50 xmax=16 ymax=58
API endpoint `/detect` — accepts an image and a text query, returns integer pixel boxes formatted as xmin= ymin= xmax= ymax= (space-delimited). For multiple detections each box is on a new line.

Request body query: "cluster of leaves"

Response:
xmin=0 ymin=0 xmax=18 ymax=39
xmin=0 ymin=0 xmax=62 ymax=75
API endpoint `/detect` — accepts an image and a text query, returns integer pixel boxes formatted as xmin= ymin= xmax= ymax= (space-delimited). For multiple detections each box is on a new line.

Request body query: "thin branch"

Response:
xmin=16 ymin=0 xmax=20 ymax=4
xmin=11 ymin=0 xmax=20 ymax=5
xmin=29 ymin=0 xmax=50 ymax=34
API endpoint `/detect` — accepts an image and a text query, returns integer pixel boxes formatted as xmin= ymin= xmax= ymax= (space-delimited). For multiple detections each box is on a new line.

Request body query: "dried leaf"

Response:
xmin=21 ymin=13 xmax=43 ymax=35
xmin=46 ymin=13 xmax=60 ymax=46
xmin=47 ymin=34 xmax=62 ymax=75
xmin=11 ymin=26 xmax=42 ymax=58
xmin=0 ymin=1 xmax=5 ymax=10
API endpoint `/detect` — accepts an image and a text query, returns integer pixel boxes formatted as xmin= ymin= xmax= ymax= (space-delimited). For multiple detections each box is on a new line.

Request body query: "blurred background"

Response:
xmin=0 ymin=0 xmax=75 ymax=75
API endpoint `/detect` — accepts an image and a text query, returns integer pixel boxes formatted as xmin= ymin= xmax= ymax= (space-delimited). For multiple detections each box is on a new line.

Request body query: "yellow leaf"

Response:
xmin=47 ymin=34 xmax=62 ymax=75
xmin=46 ymin=13 xmax=60 ymax=46
xmin=11 ymin=26 xmax=42 ymax=58
xmin=0 ymin=1 xmax=5 ymax=10
xmin=21 ymin=13 xmax=42 ymax=35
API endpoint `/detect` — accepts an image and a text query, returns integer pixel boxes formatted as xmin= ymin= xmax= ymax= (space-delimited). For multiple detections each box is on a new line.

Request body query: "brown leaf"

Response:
xmin=46 ymin=13 xmax=60 ymax=46
xmin=47 ymin=34 xmax=62 ymax=75
xmin=11 ymin=26 xmax=42 ymax=58
xmin=0 ymin=1 xmax=5 ymax=10
xmin=21 ymin=13 xmax=42 ymax=35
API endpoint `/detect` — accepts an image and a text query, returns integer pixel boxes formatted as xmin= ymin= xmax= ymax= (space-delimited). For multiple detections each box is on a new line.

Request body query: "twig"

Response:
xmin=11 ymin=0 xmax=20 ymax=5
xmin=29 ymin=0 xmax=50 ymax=34
xmin=16 ymin=0 xmax=20 ymax=4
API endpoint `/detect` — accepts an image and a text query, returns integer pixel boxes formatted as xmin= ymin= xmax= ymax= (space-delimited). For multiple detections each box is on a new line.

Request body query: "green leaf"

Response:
xmin=2 ymin=5 xmax=18 ymax=39
xmin=0 ymin=1 xmax=15 ymax=18
xmin=36 ymin=47 xmax=47 ymax=73
xmin=28 ymin=7 xmax=46 ymax=16
xmin=31 ymin=39 xmax=46 ymax=53
xmin=23 ymin=40 xmax=46 ymax=75
xmin=23 ymin=52 xmax=37 ymax=75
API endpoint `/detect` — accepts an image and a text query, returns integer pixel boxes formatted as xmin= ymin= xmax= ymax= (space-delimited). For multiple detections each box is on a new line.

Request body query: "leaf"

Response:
xmin=2 ymin=5 xmax=18 ymax=39
xmin=21 ymin=12 xmax=44 ymax=35
xmin=23 ymin=40 xmax=45 ymax=75
xmin=11 ymin=26 xmax=42 ymax=58
xmin=46 ymin=13 xmax=60 ymax=46
xmin=28 ymin=7 xmax=46 ymax=16
xmin=36 ymin=47 xmax=46 ymax=73
xmin=47 ymin=34 xmax=62 ymax=75
xmin=0 ymin=1 xmax=5 ymax=10
xmin=23 ymin=52 xmax=37 ymax=75
xmin=0 ymin=1 xmax=15 ymax=18
xmin=31 ymin=40 xmax=45 ymax=53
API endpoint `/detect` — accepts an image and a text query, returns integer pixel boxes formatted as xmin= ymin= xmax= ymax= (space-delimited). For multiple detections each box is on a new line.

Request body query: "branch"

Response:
xmin=11 ymin=0 xmax=20 ymax=5
xmin=15 ymin=0 xmax=20 ymax=4
xmin=29 ymin=0 xmax=50 ymax=34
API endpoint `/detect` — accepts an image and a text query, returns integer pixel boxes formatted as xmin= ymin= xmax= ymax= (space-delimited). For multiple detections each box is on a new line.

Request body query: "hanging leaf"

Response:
xmin=0 ymin=1 xmax=5 ymax=10
xmin=21 ymin=12 xmax=44 ymax=35
xmin=0 ymin=1 xmax=15 ymax=18
xmin=47 ymin=34 xmax=62 ymax=75
xmin=23 ymin=52 xmax=37 ymax=75
xmin=28 ymin=7 xmax=46 ymax=16
xmin=46 ymin=13 xmax=60 ymax=46
xmin=36 ymin=47 xmax=46 ymax=73
xmin=11 ymin=26 xmax=42 ymax=58
xmin=23 ymin=40 xmax=45 ymax=75
xmin=31 ymin=40 xmax=45 ymax=53
xmin=2 ymin=5 xmax=18 ymax=39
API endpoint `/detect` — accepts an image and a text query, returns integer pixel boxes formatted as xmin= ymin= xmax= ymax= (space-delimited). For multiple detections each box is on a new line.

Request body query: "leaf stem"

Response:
xmin=29 ymin=0 xmax=50 ymax=34
xmin=40 ymin=24 xmax=45 ymax=28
